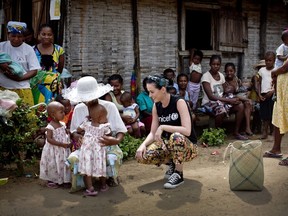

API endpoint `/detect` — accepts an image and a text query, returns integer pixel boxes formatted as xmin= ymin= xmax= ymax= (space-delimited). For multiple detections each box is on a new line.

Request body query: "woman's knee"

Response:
xmin=233 ymin=102 xmax=244 ymax=112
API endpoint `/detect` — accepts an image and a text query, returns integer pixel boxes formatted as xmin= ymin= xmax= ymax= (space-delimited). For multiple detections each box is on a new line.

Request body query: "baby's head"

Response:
xmin=281 ymin=29 xmax=288 ymax=45
xmin=55 ymin=94 xmax=72 ymax=115
xmin=224 ymin=84 xmax=235 ymax=95
xmin=192 ymin=49 xmax=203 ymax=64
xmin=166 ymin=86 xmax=177 ymax=95
xmin=87 ymin=101 xmax=108 ymax=124
xmin=120 ymin=91 xmax=133 ymax=108
xmin=47 ymin=101 xmax=65 ymax=121
xmin=163 ymin=68 xmax=176 ymax=81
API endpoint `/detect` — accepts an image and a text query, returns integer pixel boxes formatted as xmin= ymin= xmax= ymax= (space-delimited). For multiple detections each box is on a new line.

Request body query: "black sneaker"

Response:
xmin=163 ymin=172 xmax=184 ymax=189
xmin=164 ymin=162 xmax=175 ymax=179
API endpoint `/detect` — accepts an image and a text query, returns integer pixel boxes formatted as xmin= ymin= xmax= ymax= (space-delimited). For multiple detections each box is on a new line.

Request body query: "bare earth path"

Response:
xmin=1 ymin=135 xmax=288 ymax=216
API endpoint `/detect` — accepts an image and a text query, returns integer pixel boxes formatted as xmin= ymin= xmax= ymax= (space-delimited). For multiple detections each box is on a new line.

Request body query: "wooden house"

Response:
xmin=1 ymin=0 xmax=288 ymax=92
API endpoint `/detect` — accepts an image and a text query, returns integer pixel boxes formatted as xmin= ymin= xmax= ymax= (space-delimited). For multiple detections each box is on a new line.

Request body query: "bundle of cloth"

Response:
xmin=0 ymin=90 xmax=19 ymax=124
xmin=0 ymin=52 xmax=25 ymax=77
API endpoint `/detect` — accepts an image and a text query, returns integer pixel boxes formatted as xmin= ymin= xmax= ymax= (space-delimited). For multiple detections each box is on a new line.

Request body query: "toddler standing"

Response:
xmin=120 ymin=91 xmax=145 ymax=138
xmin=40 ymin=101 xmax=71 ymax=188
xmin=77 ymin=101 xmax=111 ymax=196
xmin=257 ymin=51 xmax=275 ymax=139
xmin=187 ymin=49 xmax=203 ymax=110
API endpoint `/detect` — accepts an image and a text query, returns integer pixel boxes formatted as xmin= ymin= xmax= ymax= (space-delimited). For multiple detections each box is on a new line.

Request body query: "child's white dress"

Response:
xmin=78 ymin=122 xmax=110 ymax=177
xmin=40 ymin=122 xmax=71 ymax=184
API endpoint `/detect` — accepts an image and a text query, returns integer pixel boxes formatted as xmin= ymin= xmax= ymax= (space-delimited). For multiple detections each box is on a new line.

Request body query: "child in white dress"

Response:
xmin=77 ymin=101 xmax=111 ymax=196
xmin=40 ymin=101 xmax=71 ymax=188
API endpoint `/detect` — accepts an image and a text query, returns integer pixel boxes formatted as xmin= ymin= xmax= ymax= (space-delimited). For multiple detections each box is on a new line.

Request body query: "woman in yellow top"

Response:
xmin=264 ymin=58 xmax=288 ymax=165
xmin=31 ymin=24 xmax=65 ymax=104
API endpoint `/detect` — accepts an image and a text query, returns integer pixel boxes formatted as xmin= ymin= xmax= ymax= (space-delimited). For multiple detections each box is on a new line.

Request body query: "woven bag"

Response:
xmin=229 ymin=140 xmax=264 ymax=191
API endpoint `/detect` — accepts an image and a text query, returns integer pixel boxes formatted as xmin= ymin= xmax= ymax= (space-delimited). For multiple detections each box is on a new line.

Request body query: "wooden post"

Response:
xmin=131 ymin=0 xmax=141 ymax=96
xmin=259 ymin=0 xmax=268 ymax=59
xmin=177 ymin=0 xmax=182 ymax=73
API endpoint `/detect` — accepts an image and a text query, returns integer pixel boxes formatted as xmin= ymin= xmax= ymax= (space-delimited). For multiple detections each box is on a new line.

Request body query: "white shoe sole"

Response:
xmin=163 ymin=180 xmax=184 ymax=189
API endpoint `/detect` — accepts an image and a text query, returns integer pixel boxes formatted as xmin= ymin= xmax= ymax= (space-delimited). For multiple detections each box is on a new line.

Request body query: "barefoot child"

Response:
xmin=40 ymin=101 xmax=71 ymax=188
xmin=77 ymin=101 xmax=111 ymax=195
xmin=257 ymin=51 xmax=275 ymax=139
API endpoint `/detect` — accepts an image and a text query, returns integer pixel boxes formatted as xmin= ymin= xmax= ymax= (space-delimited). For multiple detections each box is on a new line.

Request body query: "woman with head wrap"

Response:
xmin=0 ymin=21 xmax=41 ymax=106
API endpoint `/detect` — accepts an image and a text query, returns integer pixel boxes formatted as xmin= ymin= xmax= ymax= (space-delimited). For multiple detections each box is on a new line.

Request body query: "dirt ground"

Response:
xmin=1 ymin=134 xmax=288 ymax=216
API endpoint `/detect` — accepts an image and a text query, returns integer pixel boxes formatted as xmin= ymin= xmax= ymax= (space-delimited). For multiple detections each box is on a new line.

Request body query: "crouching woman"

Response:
xmin=135 ymin=75 xmax=198 ymax=189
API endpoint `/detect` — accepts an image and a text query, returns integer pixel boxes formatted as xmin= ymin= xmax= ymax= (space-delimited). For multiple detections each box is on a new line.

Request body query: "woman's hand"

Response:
xmin=99 ymin=135 xmax=119 ymax=146
xmin=0 ymin=63 xmax=11 ymax=74
xmin=135 ymin=144 xmax=147 ymax=160
xmin=72 ymin=132 xmax=83 ymax=143
xmin=229 ymin=98 xmax=241 ymax=105
xmin=61 ymin=142 xmax=71 ymax=149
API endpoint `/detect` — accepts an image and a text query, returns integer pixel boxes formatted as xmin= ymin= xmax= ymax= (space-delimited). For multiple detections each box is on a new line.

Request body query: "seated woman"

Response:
xmin=104 ymin=74 xmax=133 ymax=125
xmin=136 ymin=77 xmax=153 ymax=134
xmin=224 ymin=62 xmax=254 ymax=136
xmin=201 ymin=55 xmax=247 ymax=140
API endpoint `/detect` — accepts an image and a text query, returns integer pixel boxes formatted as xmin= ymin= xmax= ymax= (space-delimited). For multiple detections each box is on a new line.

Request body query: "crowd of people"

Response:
xmin=1 ymin=20 xmax=288 ymax=196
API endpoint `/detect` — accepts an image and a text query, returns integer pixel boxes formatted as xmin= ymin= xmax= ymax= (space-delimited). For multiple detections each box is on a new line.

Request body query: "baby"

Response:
xmin=120 ymin=91 xmax=146 ymax=138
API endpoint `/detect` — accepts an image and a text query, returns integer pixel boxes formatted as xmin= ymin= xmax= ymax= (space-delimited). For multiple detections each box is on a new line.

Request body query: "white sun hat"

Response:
xmin=63 ymin=76 xmax=113 ymax=103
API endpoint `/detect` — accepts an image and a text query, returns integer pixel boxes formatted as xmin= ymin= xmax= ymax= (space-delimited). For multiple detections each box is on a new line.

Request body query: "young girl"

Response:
xmin=187 ymin=49 xmax=203 ymax=110
xmin=39 ymin=101 xmax=71 ymax=188
xmin=77 ymin=101 xmax=111 ymax=196
xmin=120 ymin=91 xmax=146 ymax=138
xmin=177 ymin=73 xmax=192 ymax=108
xmin=257 ymin=51 xmax=276 ymax=139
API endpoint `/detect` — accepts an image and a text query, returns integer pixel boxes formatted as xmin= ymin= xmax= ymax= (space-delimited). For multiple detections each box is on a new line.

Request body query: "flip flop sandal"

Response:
xmin=100 ymin=184 xmax=109 ymax=192
xmin=234 ymin=134 xmax=248 ymax=140
xmin=46 ymin=182 xmax=59 ymax=189
xmin=279 ymin=158 xmax=288 ymax=166
xmin=263 ymin=151 xmax=283 ymax=158
xmin=83 ymin=189 xmax=98 ymax=196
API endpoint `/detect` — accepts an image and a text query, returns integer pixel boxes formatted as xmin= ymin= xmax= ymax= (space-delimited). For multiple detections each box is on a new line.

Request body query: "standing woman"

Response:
xmin=135 ymin=75 xmax=198 ymax=189
xmin=0 ymin=21 xmax=41 ymax=106
xmin=265 ymin=58 xmax=288 ymax=164
xmin=31 ymin=24 xmax=65 ymax=104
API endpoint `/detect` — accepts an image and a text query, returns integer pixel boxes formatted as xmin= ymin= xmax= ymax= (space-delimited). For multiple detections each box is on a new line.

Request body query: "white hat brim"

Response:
xmin=63 ymin=83 xmax=113 ymax=103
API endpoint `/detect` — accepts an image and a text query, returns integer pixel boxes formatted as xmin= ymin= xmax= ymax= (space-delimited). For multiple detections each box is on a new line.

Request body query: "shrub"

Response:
xmin=199 ymin=128 xmax=226 ymax=147
xmin=0 ymin=100 xmax=41 ymax=175
xmin=119 ymin=134 xmax=145 ymax=160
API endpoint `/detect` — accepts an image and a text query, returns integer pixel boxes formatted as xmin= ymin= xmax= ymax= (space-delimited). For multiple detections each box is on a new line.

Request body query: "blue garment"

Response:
xmin=0 ymin=53 xmax=25 ymax=77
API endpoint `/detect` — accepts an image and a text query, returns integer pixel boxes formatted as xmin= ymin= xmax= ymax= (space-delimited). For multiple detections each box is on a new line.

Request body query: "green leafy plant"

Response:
xmin=119 ymin=134 xmax=145 ymax=160
xmin=0 ymin=100 xmax=42 ymax=175
xmin=199 ymin=128 xmax=226 ymax=147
